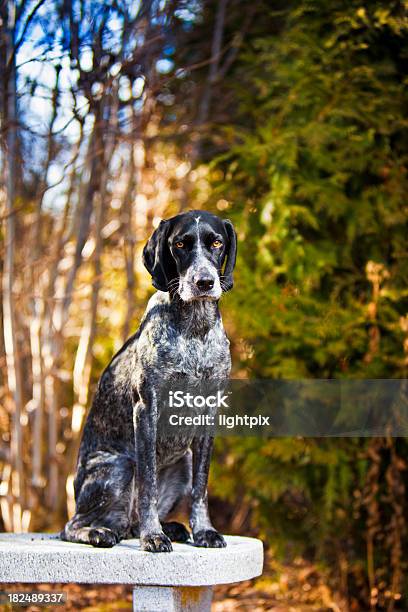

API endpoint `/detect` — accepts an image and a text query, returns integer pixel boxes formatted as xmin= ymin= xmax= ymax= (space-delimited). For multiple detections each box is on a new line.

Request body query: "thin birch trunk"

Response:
xmin=28 ymin=70 xmax=61 ymax=509
xmin=1 ymin=0 xmax=25 ymax=531
xmin=30 ymin=310 xmax=44 ymax=487
xmin=30 ymin=71 xmax=60 ymax=488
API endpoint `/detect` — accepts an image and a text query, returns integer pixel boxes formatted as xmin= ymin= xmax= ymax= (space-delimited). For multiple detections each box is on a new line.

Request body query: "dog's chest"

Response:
xmin=160 ymin=327 xmax=230 ymax=380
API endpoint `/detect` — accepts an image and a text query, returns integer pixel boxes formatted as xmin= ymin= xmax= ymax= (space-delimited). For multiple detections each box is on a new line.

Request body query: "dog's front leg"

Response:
xmin=190 ymin=436 xmax=226 ymax=548
xmin=134 ymin=382 xmax=172 ymax=552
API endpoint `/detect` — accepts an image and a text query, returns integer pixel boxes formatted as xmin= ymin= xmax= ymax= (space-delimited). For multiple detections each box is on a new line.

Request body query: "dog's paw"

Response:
xmin=162 ymin=521 xmax=191 ymax=543
xmin=88 ymin=527 xmax=119 ymax=548
xmin=140 ymin=531 xmax=173 ymax=553
xmin=193 ymin=529 xmax=226 ymax=548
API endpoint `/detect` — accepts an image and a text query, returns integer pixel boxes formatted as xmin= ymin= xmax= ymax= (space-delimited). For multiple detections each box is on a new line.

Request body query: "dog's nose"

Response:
xmin=196 ymin=278 xmax=214 ymax=291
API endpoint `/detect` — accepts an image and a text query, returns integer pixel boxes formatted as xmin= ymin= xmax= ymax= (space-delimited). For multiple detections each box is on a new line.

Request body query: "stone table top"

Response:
xmin=0 ymin=533 xmax=264 ymax=586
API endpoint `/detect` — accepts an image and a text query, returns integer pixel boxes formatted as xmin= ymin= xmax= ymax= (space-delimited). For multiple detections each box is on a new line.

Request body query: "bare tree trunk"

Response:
xmin=196 ymin=0 xmax=228 ymax=129
xmin=1 ymin=0 xmax=25 ymax=531
xmin=122 ymin=144 xmax=137 ymax=342
xmin=180 ymin=0 xmax=228 ymax=210
xmin=29 ymin=70 xmax=61 ymax=489
xmin=30 ymin=309 xmax=44 ymax=487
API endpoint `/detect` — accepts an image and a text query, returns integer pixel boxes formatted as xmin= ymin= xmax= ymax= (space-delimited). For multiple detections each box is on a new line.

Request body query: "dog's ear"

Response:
xmin=222 ymin=219 xmax=237 ymax=291
xmin=143 ymin=220 xmax=175 ymax=292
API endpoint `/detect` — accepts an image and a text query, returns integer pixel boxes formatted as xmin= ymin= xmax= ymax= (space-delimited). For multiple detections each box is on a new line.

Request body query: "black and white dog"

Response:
xmin=62 ymin=210 xmax=237 ymax=552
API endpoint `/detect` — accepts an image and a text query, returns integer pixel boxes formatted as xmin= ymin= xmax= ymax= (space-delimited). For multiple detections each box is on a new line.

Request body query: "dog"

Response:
xmin=61 ymin=210 xmax=237 ymax=552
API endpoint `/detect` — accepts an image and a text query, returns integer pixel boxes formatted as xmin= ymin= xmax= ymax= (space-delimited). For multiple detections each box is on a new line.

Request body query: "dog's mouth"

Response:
xmin=193 ymin=293 xmax=218 ymax=301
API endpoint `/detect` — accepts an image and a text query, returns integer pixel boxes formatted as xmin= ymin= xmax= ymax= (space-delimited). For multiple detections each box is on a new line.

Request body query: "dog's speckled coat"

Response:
xmin=61 ymin=210 xmax=237 ymax=551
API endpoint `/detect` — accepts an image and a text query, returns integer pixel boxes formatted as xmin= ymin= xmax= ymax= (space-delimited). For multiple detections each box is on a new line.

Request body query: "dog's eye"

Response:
xmin=212 ymin=240 xmax=223 ymax=248
xmin=175 ymin=241 xmax=184 ymax=248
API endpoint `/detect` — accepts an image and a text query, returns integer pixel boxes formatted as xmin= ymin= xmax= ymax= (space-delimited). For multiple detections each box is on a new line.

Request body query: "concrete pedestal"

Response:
xmin=0 ymin=533 xmax=263 ymax=611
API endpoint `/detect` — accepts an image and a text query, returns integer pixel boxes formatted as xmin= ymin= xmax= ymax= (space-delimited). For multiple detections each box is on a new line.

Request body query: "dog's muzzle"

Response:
xmin=178 ymin=263 xmax=222 ymax=302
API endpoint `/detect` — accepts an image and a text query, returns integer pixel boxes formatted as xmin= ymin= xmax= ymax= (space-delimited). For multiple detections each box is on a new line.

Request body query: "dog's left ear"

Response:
xmin=143 ymin=220 xmax=175 ymax=292
xmin=222 ymin=219 xmax=237 ymax=291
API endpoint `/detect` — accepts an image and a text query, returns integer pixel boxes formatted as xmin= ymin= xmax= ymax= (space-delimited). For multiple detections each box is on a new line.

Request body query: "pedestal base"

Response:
xmin=132 ymin=585 xmax=213 ymax=611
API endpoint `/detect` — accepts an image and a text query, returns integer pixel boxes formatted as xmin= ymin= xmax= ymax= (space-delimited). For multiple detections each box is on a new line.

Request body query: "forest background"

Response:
xmin=0 ymin=1 xmax=407 ymax=610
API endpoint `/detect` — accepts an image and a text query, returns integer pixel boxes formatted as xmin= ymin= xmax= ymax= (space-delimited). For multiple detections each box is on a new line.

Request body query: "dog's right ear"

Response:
xmin=143 ymin=220 xmax=175 ymax=292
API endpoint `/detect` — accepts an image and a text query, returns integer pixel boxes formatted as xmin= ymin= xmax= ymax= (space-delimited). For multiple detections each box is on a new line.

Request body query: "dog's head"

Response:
xmin=143 ymin=210 xmax=237 ymax=301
